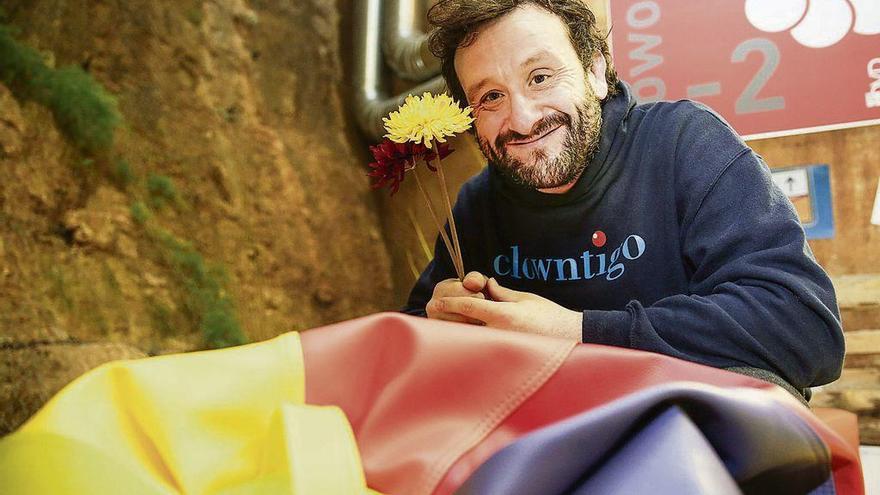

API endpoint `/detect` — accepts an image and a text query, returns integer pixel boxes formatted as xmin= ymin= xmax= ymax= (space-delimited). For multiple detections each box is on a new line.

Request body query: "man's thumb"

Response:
xmin=462 ymin=271 xmax=489 ymax=292
xmin=487 ymin=277 xmax=526 ymax=302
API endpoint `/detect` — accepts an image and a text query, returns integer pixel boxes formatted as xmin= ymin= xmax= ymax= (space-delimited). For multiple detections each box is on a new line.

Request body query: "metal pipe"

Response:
xmin=383 ymin=0 xmax=441 ymax=81
xmin=353 ymin=0 xmax=445 ymax=141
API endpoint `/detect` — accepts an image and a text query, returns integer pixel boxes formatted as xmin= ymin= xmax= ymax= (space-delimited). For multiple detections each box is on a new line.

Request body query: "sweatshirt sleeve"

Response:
xmin=582 ymin=149 xmax=844 ymax=389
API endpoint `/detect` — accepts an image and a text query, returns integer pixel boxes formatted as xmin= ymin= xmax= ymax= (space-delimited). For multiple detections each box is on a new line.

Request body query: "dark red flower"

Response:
xmin=367 ymin=139 xmax=454 ymax=195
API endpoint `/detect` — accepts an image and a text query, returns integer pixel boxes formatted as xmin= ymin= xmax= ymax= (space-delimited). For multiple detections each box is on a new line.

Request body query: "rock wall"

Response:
xmin=1 ymin=0 xmax=395 ymax=432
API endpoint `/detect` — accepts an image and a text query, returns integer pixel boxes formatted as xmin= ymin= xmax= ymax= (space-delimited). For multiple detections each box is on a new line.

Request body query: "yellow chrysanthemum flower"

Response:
xmin=383 ymin=92 xmax=474 ymax=149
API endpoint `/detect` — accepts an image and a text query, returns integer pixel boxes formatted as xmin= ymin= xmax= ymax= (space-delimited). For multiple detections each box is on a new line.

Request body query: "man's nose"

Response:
xmin=507 ymin=93 xmax=542 ymax=137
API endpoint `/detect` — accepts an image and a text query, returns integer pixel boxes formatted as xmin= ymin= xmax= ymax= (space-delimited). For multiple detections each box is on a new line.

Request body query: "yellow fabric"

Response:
xmin=0 ymin=332 xmax=376 ymax=495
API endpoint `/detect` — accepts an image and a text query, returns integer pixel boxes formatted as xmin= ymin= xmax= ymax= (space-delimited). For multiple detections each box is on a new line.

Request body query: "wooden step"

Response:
xmin=842 ymin=329 xmax=880 ymax=368
xmin=833 ymin=274 xmax=880 ymax=332
xmin=841 ymin=310 xmax=880 ymax=333
xmin=857 ymin=417 xmax=880 ymax=446
xmin=845 ymin=329 xmax=880 ymax=355
xmin=834 ymin=274 xmax=880 ymax=308
xmin=819 ymin=367 xmax=880 ymax=389
xmin=811 ymin=326 xmax=880 ymax=444
xmin=811 ymin=389 xmax=879 ymax=446
xmin=811 ymin=388 xmax=880 ymax=415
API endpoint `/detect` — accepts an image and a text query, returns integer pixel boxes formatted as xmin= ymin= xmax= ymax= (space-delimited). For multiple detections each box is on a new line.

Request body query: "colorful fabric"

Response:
xmin=0 ymin=332 xmax=374 ymax=495
xmin=455 ymin=385 xmax=833 ymax=494
xmin=0 ymin=313 xmax=863 ymax=494
xmin=303 ymin=313 xmax=862 ymax=495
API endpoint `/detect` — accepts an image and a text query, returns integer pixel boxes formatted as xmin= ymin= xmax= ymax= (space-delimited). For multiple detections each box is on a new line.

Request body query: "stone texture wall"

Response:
xmin=1 ymin=0 xmax=395 ymax=432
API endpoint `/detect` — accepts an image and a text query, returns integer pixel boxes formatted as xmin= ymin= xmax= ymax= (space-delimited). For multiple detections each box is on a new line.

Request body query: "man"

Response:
xmin=402 ymin=0 xmax=844 ymax=398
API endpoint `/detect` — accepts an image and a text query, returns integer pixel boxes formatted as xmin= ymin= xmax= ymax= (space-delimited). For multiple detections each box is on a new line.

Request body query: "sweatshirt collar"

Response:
xmin=490 ymin=81 xmax=636 ymax=208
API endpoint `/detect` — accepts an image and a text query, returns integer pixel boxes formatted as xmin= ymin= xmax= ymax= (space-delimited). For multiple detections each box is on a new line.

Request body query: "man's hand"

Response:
xmin=426 ymin=271 xmax=490 ymax=324
xmin=434 ymin=278 xmax=582 ymax=340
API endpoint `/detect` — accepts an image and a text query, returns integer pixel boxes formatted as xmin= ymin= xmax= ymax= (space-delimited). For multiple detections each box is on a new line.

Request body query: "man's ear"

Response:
xmin=587 ymin=52 xmax=609 ymax=100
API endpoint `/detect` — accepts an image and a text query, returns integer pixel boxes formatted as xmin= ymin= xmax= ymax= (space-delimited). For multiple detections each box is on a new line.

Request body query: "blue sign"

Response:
xmin=771 ymin=164 xmax=834 ymax=240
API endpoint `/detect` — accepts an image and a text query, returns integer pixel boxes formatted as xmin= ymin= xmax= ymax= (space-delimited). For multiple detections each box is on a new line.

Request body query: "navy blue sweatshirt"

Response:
xmin=403 ymin=82 xmax=844 ymax=391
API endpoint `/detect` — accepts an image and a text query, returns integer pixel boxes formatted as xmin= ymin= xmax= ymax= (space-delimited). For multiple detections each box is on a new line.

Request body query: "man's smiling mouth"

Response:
xmin=508 ymin=125 xmax=563 ymax=146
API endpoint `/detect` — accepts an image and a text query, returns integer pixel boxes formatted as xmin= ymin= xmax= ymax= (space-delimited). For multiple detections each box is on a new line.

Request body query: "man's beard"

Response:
xmin=478 ymin=94 xmax=602 ymax=190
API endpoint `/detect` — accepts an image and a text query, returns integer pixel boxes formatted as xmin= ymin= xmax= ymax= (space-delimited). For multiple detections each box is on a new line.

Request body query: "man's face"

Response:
xmin=454 ymin=5 xmax=607 ymax=190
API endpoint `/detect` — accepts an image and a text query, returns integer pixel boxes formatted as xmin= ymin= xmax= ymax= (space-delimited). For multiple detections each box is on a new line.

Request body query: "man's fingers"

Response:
xmin=431 ymin=312 xmax=485 ymax=325
xmin=426 ymin=299 xmax=486 ymax=325
xmin=435 ymin=278 xmax=485 ymax=298
xmin=437 ymin=296 xmax=507 ymax=325
xmin=487 ymin=277 xmax=528 ymax=302
xmin=462 ymin=271 xmax=489 ymax=292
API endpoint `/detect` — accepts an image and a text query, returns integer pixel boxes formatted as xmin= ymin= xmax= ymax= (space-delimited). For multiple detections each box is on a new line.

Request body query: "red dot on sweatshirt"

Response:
xmin=592 ymin=230 xmax=607 ymax=248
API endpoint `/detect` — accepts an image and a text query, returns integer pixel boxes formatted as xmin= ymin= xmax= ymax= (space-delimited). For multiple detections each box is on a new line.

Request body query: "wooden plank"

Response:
xmin=841 ymin=308 xmax=880 ymax=333
xmin=833 ymin=274 xmax=880 ymax=311
xmin=832 ymin=274 xmax=880 ymax=332
xmin=855 ymin=417 xmax=880 ymax=446
xmin=844 ymin=329 xmax=880 ymax=355
xmin=844 ymin=354 xmax=880 ymax=369
xmin=819 ymin=368 xmax=880 ymax=390
xmin=813 ymin=325 xmax=880 ymax=445
xmin=810 ymin=388 xmax=880 ymax=415
xmin=811 ymin=387 xmax=880 ymax=445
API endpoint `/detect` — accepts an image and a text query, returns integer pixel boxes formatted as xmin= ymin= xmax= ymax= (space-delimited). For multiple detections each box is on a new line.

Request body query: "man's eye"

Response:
xmin=532 ymin=74 xmax=550 ymax=85
xmin=481 ymin=91 xmax=502 ymax=104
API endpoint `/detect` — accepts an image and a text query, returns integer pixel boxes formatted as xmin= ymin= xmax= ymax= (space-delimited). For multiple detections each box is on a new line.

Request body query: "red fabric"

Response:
xmin=814 ymin=407 xmax=865 ymax=494
xmin=301 ymin=313 xmax=863 ymax=495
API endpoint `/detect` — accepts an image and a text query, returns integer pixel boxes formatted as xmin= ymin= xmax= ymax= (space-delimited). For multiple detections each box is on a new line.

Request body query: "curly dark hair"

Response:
xmin=427 ymin=0 xmax=619 ymax=106
xmin=428 ymin=0 xmax=617 ymax=104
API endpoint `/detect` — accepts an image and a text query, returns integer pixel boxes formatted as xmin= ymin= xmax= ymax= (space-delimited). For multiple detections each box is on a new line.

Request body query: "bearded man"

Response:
xmin=402 ymin=0 xmax=844 ymax=399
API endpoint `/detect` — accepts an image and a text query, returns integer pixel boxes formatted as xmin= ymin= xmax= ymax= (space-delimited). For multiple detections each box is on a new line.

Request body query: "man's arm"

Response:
xmin=579 ymin=149 xmax=844 ymax=389
xmin=441 ymin=150 xmax=844 ymax=390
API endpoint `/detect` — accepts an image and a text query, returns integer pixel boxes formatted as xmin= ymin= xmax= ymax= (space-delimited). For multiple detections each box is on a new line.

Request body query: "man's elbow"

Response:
xmin=805 ymin=317 xmax=845 ymax=387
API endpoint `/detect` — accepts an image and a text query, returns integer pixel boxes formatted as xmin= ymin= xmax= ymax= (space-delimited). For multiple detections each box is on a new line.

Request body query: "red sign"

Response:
xmin=609 ymin=0 xmax=880 ymax=139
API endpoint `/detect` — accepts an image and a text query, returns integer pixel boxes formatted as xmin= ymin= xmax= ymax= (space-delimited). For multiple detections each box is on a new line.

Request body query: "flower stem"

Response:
xmin=413 ymin=165 xmax=464 ymax=280
xmin=430 ymin=142 xmax=464 ymax=280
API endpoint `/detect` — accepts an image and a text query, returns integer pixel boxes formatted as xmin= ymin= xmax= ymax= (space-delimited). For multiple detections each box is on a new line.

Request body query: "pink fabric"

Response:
xmin=302 ymin=313 xmax=574 ymax=495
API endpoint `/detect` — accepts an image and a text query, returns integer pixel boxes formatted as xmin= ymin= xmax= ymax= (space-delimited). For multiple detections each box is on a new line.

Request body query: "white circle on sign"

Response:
xmin=849 ymin=0 xmax=880 ymax=35
xmin=744 ymin=0 xmax=807 ymax=32
xmin=791 ymin=0 xmax=853 ymax=48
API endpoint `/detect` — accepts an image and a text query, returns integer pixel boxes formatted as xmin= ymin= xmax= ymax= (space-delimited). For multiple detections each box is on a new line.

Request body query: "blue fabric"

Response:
xmin=402 ymin=81 xmax=843 ymax=390
xmin=454 ymin=382 xmax=831 ymax=495
xmin=809 ymin=477 xmax=837 ymax=495
xmin=572 ymin=407 xmax=740 ymax=495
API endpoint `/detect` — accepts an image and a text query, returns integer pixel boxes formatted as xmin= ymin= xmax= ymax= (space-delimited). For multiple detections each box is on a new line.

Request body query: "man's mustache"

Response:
xmin=495 ymin=112 xmax=572 ymax=149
